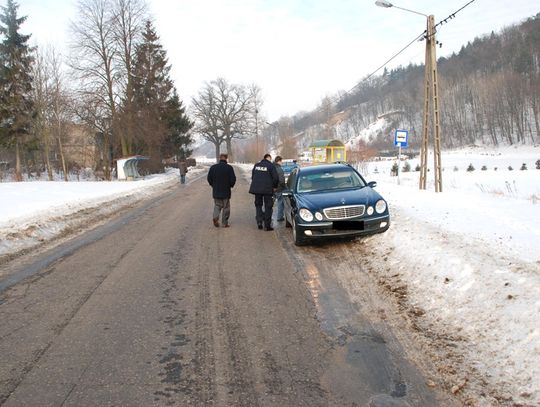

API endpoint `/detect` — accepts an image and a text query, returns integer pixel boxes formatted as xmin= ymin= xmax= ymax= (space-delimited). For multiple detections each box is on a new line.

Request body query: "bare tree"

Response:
xmin=32 ymin=46 xmax=72 ymax=181
xmin=47 ymin=47 xmax=71 ymax=180
xmin=112 ymin=0 xmax=147 ymax=155
xmin=529 ymin=73 xmax=540 ymax=143
xmin=248 ymin=83 xmax=264 ymax=158
xmin=69 ymin=0 xmax=121 ymax=178
xmin=191 ymin=84 xmax=223 ymax=161
xmin=192 ymin=79 xmax=258 ymax=162
xmin=212 ymin=78 xmax=254 ymax=162
xmin=276 ymin=118 xmax=297 ymax=158
xmin=32 ymin=48 xmax=51 ymax=179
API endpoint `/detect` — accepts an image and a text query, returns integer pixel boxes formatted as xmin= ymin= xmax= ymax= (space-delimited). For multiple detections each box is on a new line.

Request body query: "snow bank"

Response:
xmin=361 ymin=145 xmax=540 ymax=404
xmin=0 ymin=168 xmax=204 ymax=259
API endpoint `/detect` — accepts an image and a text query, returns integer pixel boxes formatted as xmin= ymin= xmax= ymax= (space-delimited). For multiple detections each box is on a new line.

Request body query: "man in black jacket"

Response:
xmin=207 ymin=154 xmax=236 ymax=228
xmin=248 ymin=153 xmax=279 ymax=231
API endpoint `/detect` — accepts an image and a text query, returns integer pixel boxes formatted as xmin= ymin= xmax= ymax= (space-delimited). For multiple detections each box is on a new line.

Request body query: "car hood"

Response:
xmin=295 ymin=187 xmax=383 ymax=211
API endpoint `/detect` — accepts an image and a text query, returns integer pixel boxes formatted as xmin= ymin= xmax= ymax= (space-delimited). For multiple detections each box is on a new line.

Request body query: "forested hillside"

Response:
xmin=282 ymin=13 xmax=540 ymax=152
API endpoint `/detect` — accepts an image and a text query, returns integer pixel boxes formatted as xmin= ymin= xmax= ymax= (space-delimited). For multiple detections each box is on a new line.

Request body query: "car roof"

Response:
xmin=296 ymin=163 xmax=352 ymax=175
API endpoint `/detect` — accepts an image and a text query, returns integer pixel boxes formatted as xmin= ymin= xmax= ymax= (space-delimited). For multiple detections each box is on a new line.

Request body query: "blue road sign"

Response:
xmin=394 ymin=129 xmax=408 ymax=148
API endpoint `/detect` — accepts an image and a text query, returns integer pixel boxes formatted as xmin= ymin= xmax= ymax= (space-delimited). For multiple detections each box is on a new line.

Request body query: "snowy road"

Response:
xmin=0 ymin=170 xmax=458 ymax=406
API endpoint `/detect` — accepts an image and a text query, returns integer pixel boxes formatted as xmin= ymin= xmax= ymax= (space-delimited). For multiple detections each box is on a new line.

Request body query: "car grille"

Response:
xmin=323 ymin=205 xmax=365 ymax=220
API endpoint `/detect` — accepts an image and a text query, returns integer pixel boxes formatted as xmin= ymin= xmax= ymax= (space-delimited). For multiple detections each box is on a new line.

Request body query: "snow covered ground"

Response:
xmin=0 ymin=167 xmax=205 ymax=261
xmin=1 ymin=146 xmax=539 ymax=404
xmin=361 ymin=145 xmax=540 ymax=405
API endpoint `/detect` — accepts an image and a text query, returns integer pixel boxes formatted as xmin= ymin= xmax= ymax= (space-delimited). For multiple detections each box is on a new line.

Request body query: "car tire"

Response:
xmin=292 ymin=218 xmax=305 ymax=246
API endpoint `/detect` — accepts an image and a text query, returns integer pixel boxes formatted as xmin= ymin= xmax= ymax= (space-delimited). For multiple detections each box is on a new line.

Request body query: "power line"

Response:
xmin=429 ymin=0 xmax=478 ymax=41
xmin=349 ymin=30 xmax=425 ymax=93
xmin=278 ymin=0 xmax=479 ymax=123
xmin=436 ymin=0 xmax=477 ymax=29
xmin=339 ymin=0 xmax=479 ymax=110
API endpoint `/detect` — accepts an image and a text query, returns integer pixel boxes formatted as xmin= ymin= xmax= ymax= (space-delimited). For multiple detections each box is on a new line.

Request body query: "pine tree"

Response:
xmin=131 ymin=20 xmax=192 ymax=163
xmin=0 ymin=0 xmax=34 ymax=181
xmin=161 ymin=89 xmax=193 ymax=159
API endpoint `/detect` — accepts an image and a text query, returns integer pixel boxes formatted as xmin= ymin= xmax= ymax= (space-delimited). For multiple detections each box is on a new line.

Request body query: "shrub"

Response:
xmin=453 ymin=166 xmax=459 ymax=172
xmin=494 ymin=167 xmax=498 ymax=171
xmin=390 ymin=162 xmax=399 ymax=176
xmin=402 ymin=161 xmax=411 ymax=172
xmin=508 ymin=165 xmax=513 ymax=171
xmin=467 ymin=163 xmax=475 ymax=172
xmin=481 ymin=165 xmax=487 ymax=171
xmin=415 ymin=164 xmax=421 ymax=172
xmin=520 ymin=163 xmax=527 ymax=170
xmin=536 ymin=159 xmax=540 ymax=169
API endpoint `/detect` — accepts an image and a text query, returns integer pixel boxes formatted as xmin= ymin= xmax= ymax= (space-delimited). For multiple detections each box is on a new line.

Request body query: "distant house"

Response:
xmin=62 ymin=123 xmax=99 ymax=169
xmin=309 ymin=139 xmax=347 ymax=163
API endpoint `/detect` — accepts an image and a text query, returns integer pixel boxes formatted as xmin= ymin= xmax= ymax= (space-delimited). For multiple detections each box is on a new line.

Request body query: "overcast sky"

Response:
xmin=15 ymin=0 xmax=540 ymax=121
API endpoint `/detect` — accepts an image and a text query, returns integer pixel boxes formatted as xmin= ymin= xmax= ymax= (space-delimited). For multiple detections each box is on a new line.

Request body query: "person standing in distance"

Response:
xmin=179 ymin=160 xmax=188 ymax=184
xmin=207 ymin=154 xmax=236 ymax=228
xmin=249 ymin=153 xmax=279 ymax=231
xmin=273 ymin=156 xmax=286 ymax=222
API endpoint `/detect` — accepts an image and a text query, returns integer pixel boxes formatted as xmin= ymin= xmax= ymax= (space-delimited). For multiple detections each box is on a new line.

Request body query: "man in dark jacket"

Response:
xmin=207 ymin=154 xmax=236 ymax=228
xmin=248 ymin=153 xmax=279 ymax=231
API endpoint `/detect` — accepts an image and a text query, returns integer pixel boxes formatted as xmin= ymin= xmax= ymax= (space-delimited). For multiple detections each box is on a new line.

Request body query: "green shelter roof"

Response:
xmin=309 ymin=139 xmax=345 ymax=148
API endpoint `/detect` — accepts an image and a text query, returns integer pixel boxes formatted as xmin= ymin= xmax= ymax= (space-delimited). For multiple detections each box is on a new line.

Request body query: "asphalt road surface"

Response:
xmin=0 ymin=167 xmax=459 ymax=406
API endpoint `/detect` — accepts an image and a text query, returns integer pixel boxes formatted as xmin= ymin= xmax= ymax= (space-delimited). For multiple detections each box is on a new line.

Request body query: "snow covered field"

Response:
xmin=361 ymin=145 xmax=540 ymax=405
xmin=0 ymin=146 xmax=539 ymax=404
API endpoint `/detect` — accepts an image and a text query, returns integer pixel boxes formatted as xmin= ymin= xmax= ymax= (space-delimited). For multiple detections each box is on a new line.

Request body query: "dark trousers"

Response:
xmin=254 ymin=194 xmax=273 ymax=228
xmin=213 ymin=198 xmax=231 ymax=225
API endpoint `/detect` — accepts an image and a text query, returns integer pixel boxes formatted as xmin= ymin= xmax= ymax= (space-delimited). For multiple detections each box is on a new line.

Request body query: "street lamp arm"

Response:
xmin=392 ymin=5 xmax=428 ymax=17
xmin=375 ymin=1 xmax=428 ymax=17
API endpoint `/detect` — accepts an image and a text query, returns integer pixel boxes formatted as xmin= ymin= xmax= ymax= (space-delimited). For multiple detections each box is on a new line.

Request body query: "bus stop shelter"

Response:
xmin=309 ymin=140 xmax=346 ymax=163
xmin=116 ymin=156 xmax=149 ymax=180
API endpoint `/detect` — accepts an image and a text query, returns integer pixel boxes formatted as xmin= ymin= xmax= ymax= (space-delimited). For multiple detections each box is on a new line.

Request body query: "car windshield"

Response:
xmin=282 ymin=162 xmax=298 ymax=173
xmin=296 ymin=169 xmax=365 ymax=193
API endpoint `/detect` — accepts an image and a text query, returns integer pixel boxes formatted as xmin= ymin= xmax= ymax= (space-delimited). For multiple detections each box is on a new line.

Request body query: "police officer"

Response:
xmin=249 ymin=153 xmax=279 ymax=231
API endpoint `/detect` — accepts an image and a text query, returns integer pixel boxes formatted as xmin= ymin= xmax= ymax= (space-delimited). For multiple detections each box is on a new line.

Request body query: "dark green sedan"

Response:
xmin=282 ymin=163 xmax=390 ymax=245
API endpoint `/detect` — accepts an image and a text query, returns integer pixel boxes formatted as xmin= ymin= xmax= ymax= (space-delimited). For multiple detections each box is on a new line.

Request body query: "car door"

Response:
xmin=283 ymin=169 xmax=298 ymax=224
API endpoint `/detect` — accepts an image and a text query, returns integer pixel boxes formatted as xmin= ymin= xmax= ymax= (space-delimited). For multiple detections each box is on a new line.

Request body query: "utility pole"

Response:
xmin=375 ymin=1 xmax=443 ymax=192
xmin=255 ymin=108 xmax=259 ymax=158
xmin=419 ymin=15 xmax=442 ymax=192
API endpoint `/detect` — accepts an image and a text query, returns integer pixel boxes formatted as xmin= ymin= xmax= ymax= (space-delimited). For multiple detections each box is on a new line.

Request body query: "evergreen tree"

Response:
xmin=161 ymin=89 xmax=193 ymax=159
xmin=0 ymin=0 xmax=34 ymax=181
xmin=131 ymin=20 xmax=192 ymax=162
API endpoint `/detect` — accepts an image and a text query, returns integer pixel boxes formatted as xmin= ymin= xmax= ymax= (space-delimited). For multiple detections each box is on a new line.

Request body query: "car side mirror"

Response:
xmin=367 ymin=181 xmax=377 ymax=188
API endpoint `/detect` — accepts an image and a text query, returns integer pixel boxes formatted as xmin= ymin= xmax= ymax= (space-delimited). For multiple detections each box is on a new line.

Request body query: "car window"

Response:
xmin=287 ymin=168 xmax=298 ymax=190
xmin=297 ymin=170 xmax=365 ymax=193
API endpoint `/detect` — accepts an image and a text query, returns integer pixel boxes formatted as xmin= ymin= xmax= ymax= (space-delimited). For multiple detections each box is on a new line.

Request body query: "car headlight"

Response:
xmin=375 ymin=200 xmax=387 ymax=214
xmin=315 ymin=212 xmax=323 ymax=221
xmin=299 ymin=208 xmax=314 ymax=222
